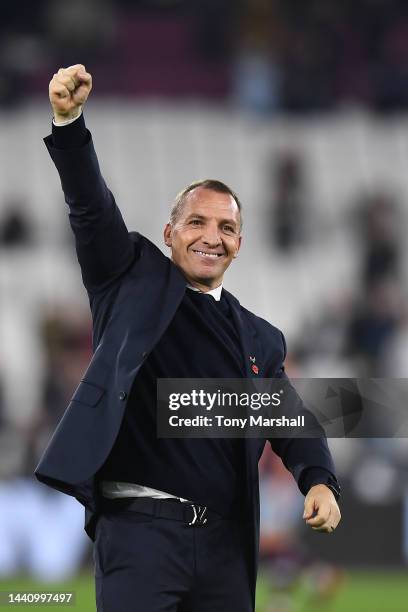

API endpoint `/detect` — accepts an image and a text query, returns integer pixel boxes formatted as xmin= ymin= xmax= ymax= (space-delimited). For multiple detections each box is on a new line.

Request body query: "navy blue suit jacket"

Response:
xmin=35 ymin=127 xmax=337 ymax=602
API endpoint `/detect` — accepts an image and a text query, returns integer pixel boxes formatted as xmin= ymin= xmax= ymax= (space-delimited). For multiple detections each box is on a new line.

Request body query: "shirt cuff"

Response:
xmin=52 ymin=108 xmax=82 ymax=126
xmin=51 ymin=111 xmax=88 ymax=149
xmin=300 ymin=467 xmax=341 ymax=501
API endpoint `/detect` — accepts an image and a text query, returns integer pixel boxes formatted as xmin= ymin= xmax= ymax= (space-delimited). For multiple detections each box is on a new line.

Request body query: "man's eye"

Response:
xmin=191 ymin=219 xmax=202 ymax=225
xmin=224 ymin=225 xmax=234 ymax=232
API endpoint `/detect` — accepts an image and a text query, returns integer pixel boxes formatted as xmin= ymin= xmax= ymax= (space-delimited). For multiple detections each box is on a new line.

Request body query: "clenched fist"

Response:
xmin=49 ymin=64 xmax=92 ymax=124
xmin=303 ymin=484 xmax=341 ymax=534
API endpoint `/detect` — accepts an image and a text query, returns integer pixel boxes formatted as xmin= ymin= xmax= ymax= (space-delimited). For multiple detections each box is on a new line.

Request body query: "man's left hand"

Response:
xmin=303 ymin=484 xmax=341 ymax=533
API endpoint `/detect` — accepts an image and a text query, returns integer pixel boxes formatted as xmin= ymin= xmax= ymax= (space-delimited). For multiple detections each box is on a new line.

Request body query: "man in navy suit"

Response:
xmin=36 ymin=65 xmax=341 ymax=612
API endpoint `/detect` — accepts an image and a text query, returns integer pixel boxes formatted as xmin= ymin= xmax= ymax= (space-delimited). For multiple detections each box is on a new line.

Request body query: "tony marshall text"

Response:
xmin=168 ymin=415 xmax=305 ymax=428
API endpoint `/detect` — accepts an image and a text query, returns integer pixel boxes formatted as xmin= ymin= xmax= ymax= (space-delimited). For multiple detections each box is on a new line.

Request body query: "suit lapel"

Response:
xmin=155 ymin=261 xmax=187 ymax=339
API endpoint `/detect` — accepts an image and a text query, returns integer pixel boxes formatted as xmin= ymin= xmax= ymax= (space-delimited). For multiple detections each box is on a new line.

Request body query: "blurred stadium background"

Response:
xmin=1 ymin=1 xmax=408 ymax=610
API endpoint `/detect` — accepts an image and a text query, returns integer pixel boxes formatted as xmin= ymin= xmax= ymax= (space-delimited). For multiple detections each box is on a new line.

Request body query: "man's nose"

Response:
xmin=202 ymin=225 xmax=221 ymax=246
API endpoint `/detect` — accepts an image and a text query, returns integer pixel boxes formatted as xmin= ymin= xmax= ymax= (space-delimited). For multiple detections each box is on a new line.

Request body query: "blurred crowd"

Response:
xmin=3 ymin=0 xmax=408 ymax=111
xmin=270 ymin=154 xmax=407 ymax=378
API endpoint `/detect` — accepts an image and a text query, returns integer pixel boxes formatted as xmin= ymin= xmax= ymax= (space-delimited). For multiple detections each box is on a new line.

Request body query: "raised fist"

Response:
xmin=49 ymin=64 xmax=92 ymax=124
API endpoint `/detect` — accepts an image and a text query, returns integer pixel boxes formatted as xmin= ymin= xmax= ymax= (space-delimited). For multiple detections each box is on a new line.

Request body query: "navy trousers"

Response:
xmin=93 ymin=506 xmax=253 ymax=612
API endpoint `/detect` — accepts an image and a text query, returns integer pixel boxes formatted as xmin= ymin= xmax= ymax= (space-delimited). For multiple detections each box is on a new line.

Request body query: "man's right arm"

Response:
xmin=46 ymin=65 xmax=135 ymax=292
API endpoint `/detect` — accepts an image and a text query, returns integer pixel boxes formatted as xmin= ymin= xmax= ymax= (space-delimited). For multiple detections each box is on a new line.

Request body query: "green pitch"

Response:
xmin=0 ymin=570 xmax=407 ymax=611
xmin=256 ymin=569 xmax=408 ymax=612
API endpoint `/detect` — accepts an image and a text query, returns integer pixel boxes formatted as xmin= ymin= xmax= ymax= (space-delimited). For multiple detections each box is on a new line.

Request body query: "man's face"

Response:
xmin=163 ymin=187 xmax=242 ymax=291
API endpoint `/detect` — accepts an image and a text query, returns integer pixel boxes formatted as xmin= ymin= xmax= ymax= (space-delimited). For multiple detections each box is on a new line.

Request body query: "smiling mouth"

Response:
xmin=192 ymin=250 xmax=224 ymax=259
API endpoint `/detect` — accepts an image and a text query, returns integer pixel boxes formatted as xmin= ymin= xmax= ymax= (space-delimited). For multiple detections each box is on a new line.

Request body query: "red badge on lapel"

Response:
xmin=249 ymin=356 xmax=259 ymax=374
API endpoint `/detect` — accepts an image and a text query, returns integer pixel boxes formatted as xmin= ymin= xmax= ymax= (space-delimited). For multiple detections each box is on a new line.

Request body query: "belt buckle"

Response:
xmin=185 ymin=504 xmax=208 ymax=527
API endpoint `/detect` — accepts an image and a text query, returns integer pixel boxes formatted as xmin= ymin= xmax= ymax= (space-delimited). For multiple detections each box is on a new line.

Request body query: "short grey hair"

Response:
xmin=170 ymin=179 xmax=243 ymax=230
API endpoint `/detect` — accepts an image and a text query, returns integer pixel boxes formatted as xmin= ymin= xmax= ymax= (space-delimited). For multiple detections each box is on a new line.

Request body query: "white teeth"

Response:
xmin=194 ymin=251 xmax=220 ymax=258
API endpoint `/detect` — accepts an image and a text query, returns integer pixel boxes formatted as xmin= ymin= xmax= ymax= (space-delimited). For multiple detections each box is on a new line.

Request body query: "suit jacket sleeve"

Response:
xmin=268 ymin=332 xmax=341 ymax=499
xmin=44 ymin=114 xmax=136 ymax=293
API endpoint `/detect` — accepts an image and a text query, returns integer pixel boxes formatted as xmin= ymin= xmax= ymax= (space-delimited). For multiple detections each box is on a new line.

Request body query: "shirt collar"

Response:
xmin=186 ymin=283 xmax=223 ymax=301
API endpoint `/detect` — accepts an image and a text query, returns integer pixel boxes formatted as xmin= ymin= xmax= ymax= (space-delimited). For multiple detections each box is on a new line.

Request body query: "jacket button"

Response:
xmin=119 ymin=391 xmax=127 ymax=401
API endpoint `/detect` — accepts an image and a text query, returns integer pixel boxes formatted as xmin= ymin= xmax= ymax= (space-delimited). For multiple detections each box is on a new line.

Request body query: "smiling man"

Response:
xmin=36 ymin=65 xmax=341 ymax=612
xmin=164 ymin=181 xmax=242 ymax=290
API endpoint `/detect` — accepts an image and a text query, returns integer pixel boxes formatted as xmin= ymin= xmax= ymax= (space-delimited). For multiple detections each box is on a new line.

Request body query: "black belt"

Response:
xmin=101 ymin=497 xmax=223 ymax=527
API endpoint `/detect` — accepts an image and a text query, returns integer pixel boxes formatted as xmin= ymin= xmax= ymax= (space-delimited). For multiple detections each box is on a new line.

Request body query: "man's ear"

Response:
xmin=163 ymin=223 xmax=172 ymax=248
